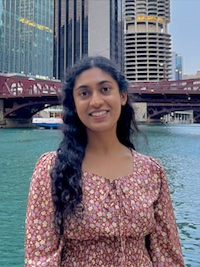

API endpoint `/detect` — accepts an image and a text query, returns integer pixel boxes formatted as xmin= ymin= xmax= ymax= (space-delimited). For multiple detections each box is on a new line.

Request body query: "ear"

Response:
xmin=120 ymin=92 xmax=127 ymax=106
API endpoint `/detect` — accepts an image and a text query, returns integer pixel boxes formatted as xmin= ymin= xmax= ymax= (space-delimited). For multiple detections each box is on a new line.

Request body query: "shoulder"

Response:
xmin=131 ymin=150 xmax=167 ymax=189
xmin=131 ymin=149 xmax=164 ymax=173
xmin=34 ymin=151 xmax=57 ymax=170
xmin=30 ymin=152 xmax=57 ymax=191
xmin=32 ymin=151 xmax=57 ymax=180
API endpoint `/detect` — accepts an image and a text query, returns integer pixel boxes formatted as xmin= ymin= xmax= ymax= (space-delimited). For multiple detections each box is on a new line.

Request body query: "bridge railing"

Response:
xmin=0 ymin=75 xmax=62 ymax=98
xmin=129 ymin=79 xmax=200 ymax=94
xmin=1 ymin=75 xmax=200 ymax=98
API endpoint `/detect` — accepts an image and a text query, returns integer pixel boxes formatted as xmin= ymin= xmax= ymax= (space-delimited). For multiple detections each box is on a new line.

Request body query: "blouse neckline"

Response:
xmin=82 ymin=148 xmax=136 ymax=184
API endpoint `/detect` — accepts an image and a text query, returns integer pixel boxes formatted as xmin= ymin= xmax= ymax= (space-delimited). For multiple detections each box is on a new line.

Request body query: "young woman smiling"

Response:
xmin=25 ymin=56 xmax=184 ymax=266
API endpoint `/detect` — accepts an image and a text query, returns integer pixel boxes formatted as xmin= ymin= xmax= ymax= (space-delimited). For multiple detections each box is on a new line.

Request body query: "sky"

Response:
xmin=169 ymin=0 xmax=200 ymax=74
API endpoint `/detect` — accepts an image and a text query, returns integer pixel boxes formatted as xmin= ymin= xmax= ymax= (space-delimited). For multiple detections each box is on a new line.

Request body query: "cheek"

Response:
xmin=115 ymin=99 xmax=123 ymax=113
xmin=75 ymin=99 xmax=82 ymax=108
xmin=74 ymin=99 xmax=81 ymax=112
xmin=75 ymin=103 xmax=86 ymax=120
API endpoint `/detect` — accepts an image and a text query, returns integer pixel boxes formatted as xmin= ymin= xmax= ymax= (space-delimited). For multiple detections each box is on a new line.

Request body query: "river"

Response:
xmin=0 ymin=124 xmax=199 ymax=266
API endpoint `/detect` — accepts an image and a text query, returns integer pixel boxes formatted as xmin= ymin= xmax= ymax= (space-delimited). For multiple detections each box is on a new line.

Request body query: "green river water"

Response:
xmin=0 ymin=124 xmax=199 ymax=266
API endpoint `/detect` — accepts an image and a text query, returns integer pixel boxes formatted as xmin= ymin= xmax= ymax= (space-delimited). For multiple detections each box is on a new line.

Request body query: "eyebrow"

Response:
xmin=75 ymin=80 xmax=113 ymax=90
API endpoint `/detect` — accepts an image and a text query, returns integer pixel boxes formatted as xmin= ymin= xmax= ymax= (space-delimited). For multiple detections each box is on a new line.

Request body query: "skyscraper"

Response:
xmin=171 ymin=52 xmax=183 ymax=80
xmin=54 ymin=0 xmax=124 ymax=80
xmin=124 ymin=0 xmax=171 ymax=81
xmin=174 ymin=52 xmax=182 ymax=80
xmin=0 ymin=0 xmax=53 ymax=77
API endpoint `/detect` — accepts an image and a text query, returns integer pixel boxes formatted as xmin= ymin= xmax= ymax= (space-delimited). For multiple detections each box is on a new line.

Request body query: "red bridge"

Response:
xmin=0 ymin=74 xmax=200 ymax=127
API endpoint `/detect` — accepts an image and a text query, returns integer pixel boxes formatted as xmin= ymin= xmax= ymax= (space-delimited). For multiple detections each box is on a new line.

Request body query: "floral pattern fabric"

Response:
xmin=25 ymin=150 xmax=184 ymax=267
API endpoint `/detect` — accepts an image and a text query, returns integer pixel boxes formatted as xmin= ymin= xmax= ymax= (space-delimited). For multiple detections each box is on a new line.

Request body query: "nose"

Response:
xmin=89 ymin=91 xmax=104 ymax=107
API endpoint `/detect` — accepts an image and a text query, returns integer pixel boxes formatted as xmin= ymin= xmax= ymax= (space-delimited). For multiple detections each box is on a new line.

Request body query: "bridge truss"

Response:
xmin=0 ymin=75 xmax=200 ymax=126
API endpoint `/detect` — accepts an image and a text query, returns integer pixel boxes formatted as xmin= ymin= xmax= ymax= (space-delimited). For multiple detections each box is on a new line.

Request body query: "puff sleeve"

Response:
xmin=148 ymin=159 xmax=185 ymax=267
xmin=25 ymin=152 xmax=64 ymax=267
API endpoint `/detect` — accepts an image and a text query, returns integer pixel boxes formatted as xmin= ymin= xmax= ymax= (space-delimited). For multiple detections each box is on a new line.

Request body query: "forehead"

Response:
xmin=74 ymin=67 xmax=117 ymax=88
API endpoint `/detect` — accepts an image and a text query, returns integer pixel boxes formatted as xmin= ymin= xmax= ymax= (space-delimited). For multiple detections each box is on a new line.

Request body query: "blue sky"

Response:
xmin=169 ymin=0 xmax=200 ymax=74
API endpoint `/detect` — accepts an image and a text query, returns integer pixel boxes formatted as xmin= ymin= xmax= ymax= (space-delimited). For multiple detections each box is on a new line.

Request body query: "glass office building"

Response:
xmin=0 ymin=0 xmax=53 ymax=77
xmin=54 ymin=0 xmax=123 ymax=80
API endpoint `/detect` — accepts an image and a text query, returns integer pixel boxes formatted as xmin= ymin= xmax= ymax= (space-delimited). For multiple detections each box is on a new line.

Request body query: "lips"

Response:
xmin=89 ymin=110 xmax=108 ymax=117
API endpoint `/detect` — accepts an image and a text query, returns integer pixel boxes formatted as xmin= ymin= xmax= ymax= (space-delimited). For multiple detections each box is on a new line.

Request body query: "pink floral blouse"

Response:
xmin=25 ymin=150 xmax=184 ymax=267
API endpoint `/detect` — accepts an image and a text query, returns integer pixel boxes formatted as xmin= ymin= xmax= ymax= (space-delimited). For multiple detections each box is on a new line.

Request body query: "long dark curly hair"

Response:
xmin=50 ymin=56 xmax=141 ymax=236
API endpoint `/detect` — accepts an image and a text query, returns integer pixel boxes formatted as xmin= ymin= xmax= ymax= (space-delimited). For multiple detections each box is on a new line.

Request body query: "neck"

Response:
xmin=86 ymin=129 xmax=124 ymax=155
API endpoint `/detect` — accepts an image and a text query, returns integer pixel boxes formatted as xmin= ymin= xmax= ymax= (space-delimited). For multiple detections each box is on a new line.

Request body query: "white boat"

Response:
xmin=32 ymin=106 xmax=63 ymax=129
xmin=32 ymin=117 xmax=63 ymax=129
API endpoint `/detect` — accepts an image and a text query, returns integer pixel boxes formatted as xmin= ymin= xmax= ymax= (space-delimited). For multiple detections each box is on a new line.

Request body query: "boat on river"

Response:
xmin=32 ymin=117 xmax=62 ymax=129
xmin=32 ymin=106 xmax=63 ymax=129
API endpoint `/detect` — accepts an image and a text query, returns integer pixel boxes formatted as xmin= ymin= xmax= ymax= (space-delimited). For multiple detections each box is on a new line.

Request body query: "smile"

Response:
xmin=90 ymin=110 xmax=108 ymax=117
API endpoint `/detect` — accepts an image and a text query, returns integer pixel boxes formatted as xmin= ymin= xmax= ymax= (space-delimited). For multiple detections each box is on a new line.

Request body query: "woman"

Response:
xmin=25 ymin=56 xmax=184 ymax=266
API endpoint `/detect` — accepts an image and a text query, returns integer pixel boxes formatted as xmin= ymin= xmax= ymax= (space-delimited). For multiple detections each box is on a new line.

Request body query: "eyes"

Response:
xmin=79 ymin=91 xmax=88 ymax=97
xmin=78 ymin=87 xmax=111 ymax=98
xmin=101 ymin=87 xmax=111 ymax=93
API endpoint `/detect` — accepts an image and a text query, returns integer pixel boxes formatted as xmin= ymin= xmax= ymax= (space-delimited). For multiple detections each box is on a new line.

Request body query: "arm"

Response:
xmin=25 ymin=152 xmax=64 ymax=267
xmin=149 ymin=160 xmax=185 ymax=267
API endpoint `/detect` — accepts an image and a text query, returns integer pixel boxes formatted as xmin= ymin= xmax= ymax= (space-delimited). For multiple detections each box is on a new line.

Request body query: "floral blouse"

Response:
xmin=25 ymin=150 xmax=184 ymax=267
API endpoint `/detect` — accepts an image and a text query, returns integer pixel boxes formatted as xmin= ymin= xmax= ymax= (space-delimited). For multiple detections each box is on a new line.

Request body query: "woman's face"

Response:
xmin=73 ymin=67 xmax=127 ymax=134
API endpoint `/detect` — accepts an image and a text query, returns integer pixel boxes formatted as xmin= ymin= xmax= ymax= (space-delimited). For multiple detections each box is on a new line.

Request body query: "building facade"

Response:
xmin=183 ymin=70 xmax=200 ymax=80
xmin=124 ymin=0 xmax=171 ymax=81
xmin=54 ymin=0 xmax=124 ymax=80
xmin=0 ymin=0 xmax=53 ymax=77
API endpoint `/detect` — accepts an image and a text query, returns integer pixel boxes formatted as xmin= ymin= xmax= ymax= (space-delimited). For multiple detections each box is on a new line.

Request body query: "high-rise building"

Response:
xmin=175 ymin=52 xmax=182 ymax=80
xmin=0 ymin=0 xmax=53 ymax=77
xmin=54 ymin=0 xmax=124 ymax=80
xmin=171 ymin=52 xmax=183 ymax=80
xmin=124 ymin=0 xmax=171 ymax=81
